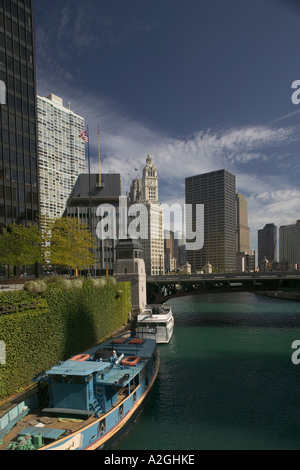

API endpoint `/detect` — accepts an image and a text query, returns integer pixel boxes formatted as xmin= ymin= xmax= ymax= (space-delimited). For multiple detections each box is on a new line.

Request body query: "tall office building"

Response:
xmin=257 ymin=223 xmax=277 ymax=267
xmin=236 ymin=192 xmax=250 ymax=253
xmin=36 ymin=94 xmax=86 ymax=220
xmin=185 ymin=169 xmax=237 ymax=273
xmin=129 ymin=155 xmax=164 ymax=275
xmin=236 ymin=192 xmax=254 ymax=272
xmin=279 ymin=220 xmax=300 ymax=268
xmin=0 ymin=0 xmax=39 ymax=229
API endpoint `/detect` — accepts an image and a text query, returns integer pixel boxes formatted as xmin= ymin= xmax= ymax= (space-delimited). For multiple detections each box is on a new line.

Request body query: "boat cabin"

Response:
xmin=36 ymin=349 xmax=144 ymax=418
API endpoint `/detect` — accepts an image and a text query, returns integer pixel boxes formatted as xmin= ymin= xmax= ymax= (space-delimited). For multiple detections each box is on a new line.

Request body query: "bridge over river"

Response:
xmin=146 ymin=272 xmax=300 ymax=304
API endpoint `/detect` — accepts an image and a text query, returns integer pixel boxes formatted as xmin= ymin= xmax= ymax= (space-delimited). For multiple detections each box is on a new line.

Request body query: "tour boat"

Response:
xmin=136 ymin=304 xmax=174 ymax=344
xmin=0 ymin=332 xmax=159 ymax=450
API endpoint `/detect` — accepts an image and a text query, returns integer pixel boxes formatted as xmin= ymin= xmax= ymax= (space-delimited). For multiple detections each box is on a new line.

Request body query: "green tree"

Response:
xmin=0 ymin=224 xmax=42 ymax=270
xmin=49 ymin=217 xmax=96 ymax=276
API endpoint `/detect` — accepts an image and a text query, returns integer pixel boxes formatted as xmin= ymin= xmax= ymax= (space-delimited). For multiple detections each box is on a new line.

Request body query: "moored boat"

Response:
xmin=0 ymin=331 xmax=159 ymax=450
xmin=136 ymin=304 xmax=174 ymax=344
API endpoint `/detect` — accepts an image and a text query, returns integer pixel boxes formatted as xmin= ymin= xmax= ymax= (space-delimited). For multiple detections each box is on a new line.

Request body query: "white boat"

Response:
xmin=136 ymin=304 xmax=174 ymax=344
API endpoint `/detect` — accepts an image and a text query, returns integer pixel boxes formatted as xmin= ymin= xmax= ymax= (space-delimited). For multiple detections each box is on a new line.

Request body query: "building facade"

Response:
xmin=66 ymin=173 xmax=122 ymax=276
xmin=236 ymin=192 xmax=250 ymax=253
xmin=236 ymin=192 xmax=254 ymax=271
xmin=129 ymin=155 xmax=164 ymax=276
xmin=113 ymin=239 xmax=147 ymax=313
xmin=129 ymin=177 xmax=142 ymax=204
xmin=279 ymin=220 xmax=300 ymax=269
xmin=36 ymin=94 xmax=86 ymax=220
xmin=185 ymin=169 xmax=237 ymax=273
xmin=257 ymin=223 xmax=277 ymax=268
xmin=0 ymin=0 xmax=39 ymax=229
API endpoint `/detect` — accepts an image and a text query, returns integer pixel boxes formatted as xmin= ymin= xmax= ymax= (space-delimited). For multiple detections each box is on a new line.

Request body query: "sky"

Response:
xmin=33 ymin=0 xmax=300 ymax=253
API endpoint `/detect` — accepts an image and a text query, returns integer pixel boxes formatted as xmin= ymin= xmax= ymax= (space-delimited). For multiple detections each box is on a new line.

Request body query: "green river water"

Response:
xmin=117 ymin=292 xmax=300 ymax=450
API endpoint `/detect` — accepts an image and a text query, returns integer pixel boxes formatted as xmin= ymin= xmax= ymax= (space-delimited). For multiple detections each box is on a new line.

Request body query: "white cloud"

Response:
xmin=36 ymin=60 xmax=300 ymax=256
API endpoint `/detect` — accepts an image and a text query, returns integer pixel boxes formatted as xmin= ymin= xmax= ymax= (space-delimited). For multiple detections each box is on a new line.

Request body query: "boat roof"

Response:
xmin=137 ymin=305 xmax=173 ymax=322
xmin=45 ymin=332 xmax=156 ymax=382
xmin=46 ymin=360 xmax=108 ymax=377
xmin=100 ymin=362 xmax=144 ymax=386
xmin=87 ymin=333 xmax=156 ymax=358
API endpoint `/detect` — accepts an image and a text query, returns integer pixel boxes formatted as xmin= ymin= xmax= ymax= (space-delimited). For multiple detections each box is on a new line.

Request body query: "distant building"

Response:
xmin=279 ymin=220 xmax=300 ymax=269
xmin=65 ymin=173 xmax=122 ymax=275
xmin=258 ymin=223 xmax=277 ymax=268
xmin=129 ymin=178 xmax=143 ymax=204
xmin=37 ymin=94 xmax=86 ymax=220
xmin=236 ymin=193 xmax=250 ymax=252
xmin=130 ymin=156 xmax=164 ymax=276
xmin=236 ymin=193 xmax=254 ymax=272
xmin=164 ymin=230 xmax=177 ymax=273
xmin=185 ymin=169 xmax=237 ymax=273
xmin=114 ymin=239 xmax=147 ymax=313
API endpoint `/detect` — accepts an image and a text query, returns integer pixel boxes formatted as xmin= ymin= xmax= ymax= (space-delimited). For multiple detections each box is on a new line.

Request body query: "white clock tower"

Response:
xmin=142 ymin=155 xmax=159 ymax=204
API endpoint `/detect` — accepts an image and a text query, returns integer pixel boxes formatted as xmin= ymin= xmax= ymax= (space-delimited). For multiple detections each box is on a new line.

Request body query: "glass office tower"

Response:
xmin=0 ymin=0 xmax=39 ymax=230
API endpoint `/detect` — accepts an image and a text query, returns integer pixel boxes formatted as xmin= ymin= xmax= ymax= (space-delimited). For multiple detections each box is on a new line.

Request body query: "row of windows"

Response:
xmin=0 ymin=185 xmax=38 ymax=203
xmin=1 ymin=129 xmax=36 ymax=152
xmin=0 ymin=34 xmax=33 ymax=65
xmin=1 ymin=149 xmax=36 ymax=167
xmin=1 ymin=0 xmax=32 ymax=27
xmin=0 ymin=72 xmax=34 ymax=100
xmin=0 ymin=205 xmax=38 ymax=221
xmin=0 ymin=54 xmax=34 ymax=82
xmin=0 ymin=165 xmax=36 ymax=183
xmin=0 ymin=12 xmax=32 ymax=45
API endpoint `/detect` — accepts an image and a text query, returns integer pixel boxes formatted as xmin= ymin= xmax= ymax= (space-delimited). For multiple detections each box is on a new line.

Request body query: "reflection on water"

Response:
xmin=117 ymin=293 xmax=300 ymax=450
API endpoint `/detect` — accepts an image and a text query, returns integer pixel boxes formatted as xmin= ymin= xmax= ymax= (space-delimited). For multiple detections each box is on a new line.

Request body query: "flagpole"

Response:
xmin=98 ymin=125 xmax=101 ymax=186
xmin=87 ymin=125 xmax=92 ymax=234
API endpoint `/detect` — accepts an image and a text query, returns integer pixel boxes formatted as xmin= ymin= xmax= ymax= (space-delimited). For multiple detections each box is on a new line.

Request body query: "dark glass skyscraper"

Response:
xmin=0 ymin=0 xmax=39 ymax=229
xmin=185 ymin=169 xmax=237 ymax=273
xmin=258 ymin=223 xmax=277 ymax=267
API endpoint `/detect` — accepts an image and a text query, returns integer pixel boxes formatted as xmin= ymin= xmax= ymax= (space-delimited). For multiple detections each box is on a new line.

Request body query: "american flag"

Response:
xmin=79 ymin=130 xmax=88 ymax=142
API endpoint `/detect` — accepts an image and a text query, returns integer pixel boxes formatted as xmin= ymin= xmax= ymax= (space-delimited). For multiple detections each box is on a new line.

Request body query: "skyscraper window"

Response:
xmin=0 ymin=0 xmax=39 ymax=229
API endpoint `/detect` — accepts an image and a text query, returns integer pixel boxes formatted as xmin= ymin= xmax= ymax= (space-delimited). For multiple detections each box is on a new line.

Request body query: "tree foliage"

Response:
xmin=0 ymin=217 xmax=96 ymax=276
xmin=0 ymin=224 xmax=42 ymax=267
xmin=49 ymin=217 xmax=96 ymax=275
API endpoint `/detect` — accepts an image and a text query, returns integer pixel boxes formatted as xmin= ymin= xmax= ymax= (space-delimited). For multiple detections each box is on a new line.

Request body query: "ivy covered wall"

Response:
xmin=0 ymin=278 xmax=131 ymax=399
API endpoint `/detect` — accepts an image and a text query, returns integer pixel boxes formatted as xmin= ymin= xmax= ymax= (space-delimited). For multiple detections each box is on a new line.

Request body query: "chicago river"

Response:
xmin=117 ymin=292 xmax=300 ymax=450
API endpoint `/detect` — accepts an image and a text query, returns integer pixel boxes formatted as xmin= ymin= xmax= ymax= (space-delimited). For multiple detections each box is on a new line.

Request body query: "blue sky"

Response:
xmin=33 ymin=0 xmax=300 ymax=252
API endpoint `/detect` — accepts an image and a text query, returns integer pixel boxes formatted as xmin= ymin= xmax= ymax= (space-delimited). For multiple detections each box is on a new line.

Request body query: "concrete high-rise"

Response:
xmin=279 ymin=220 xmax=300 ymax=268
xmin=236 ymin=192 xmax=254 ymax=272
xmin=185 ymin=169 xmax=237 ymax=273
xmin=236 ymin=192 xmax=250 ymax=253
xmin=0 ymin=0 xmax=39 ymax=229
xmin=36 ymin=94 xmax=86 ymax=220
